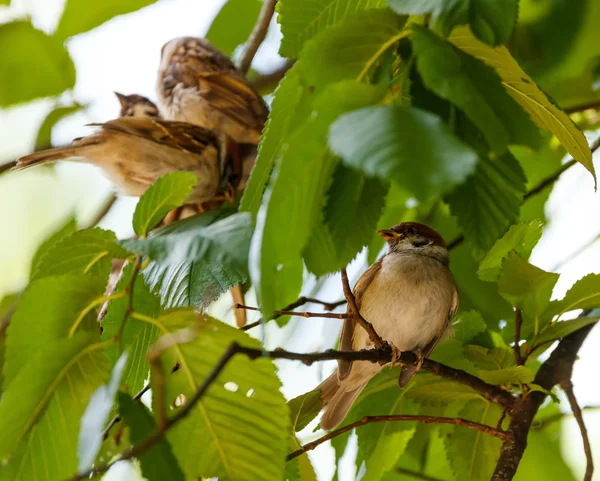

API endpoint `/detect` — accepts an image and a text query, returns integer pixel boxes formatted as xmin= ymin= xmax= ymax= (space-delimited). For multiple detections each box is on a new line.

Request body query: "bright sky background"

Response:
xmin=0 ymin=1 xmax=599 ymax=480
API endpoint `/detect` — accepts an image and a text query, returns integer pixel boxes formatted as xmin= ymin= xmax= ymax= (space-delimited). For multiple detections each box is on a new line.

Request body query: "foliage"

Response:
xmin=1 ymin=0 xmax=600 ymax=480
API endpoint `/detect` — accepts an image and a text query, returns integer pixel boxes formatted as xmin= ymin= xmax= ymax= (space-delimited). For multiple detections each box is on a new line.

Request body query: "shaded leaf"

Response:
xmin=543 ymin=273 xmax=600 ymax=321
xmin=278 ymin=0 xmax=386 ymax=57
xmin=390 ymin=0 xmax=518 ymax=45
xmin=55 ymin=0 xmax=157 ymax=40
xmin=206 ymin=0 xmax=262 ymax=56
xmin=478 ymin=366 xmax=534 ymax=385
xmin=535 ymin=316 xmax=599 ymax=346
xmin=406 ymin=377 xmax=482 ymax=406
xmin=452 ymin=310 xmax=487 ymax=343
xmin=32 ymin=227 xmax=130 ymax=281
xmin=464 ymin=345 xmax=515 ymax=370
xmin=252 ymin=82 xmax=386 ymax=318
xmin=0 ymin=21 xmax=75 ymax=107
xmin=412 ymin=26 xmax=540 ymax=153
xmin=35 ymin=104 xmax=83 ymax=150
xmin=449 ymin=26 xmax=594 ymax=180
xmin=478 ymin=221 xmax=543 ymax=282
xmin=329 ymin=105 xmax=478 ymax=200
xmin=78 ymin=352 xmax=128 ymax=472
xmin=445 ymin=153 xmax=527 ymax=254
xmin=0 ymin=333 xmax=107 ymax=480
xmin=152 ymin=311 xmax=289 ymax=481
xmin=132 ymin=172 xmax=198 ymax=237
xmin=289 ymin=389 xmax=323 ymax=432
xmin=118 ymin=392 xmax=185 ymax=481
xmin=30 ymin=216 xmax=77 ymax=276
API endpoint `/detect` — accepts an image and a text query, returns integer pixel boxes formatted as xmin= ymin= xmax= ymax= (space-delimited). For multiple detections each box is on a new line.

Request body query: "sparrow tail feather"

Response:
xmin=14 ymin=147 xmax=86 ymax=170
xmin=319 ymin=373 xmax=367 ymax=431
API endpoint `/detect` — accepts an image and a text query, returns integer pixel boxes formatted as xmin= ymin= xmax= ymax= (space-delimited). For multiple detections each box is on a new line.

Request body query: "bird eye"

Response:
xmin=404 ymin=227 xmax=415 ymax=236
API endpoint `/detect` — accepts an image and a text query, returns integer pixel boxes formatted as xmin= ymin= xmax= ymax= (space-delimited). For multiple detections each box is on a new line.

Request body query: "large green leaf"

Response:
xmin=329 ymin=105 xmax=478 ymax=200
xmin=449 ymin=26 xmax=594 ymax=180
xmin=4 ymin=275 xmax=105 ymax=387
xmin=478 ymin=365 xmax=534 ymax=385
xmin=445 ymin=153 xmax=527 ymax=255
xmin=101 ymin=265 xmax=162 ymax=394
xmin=389 ymin=0 xmax=518 ymax=45
xmin=534 ymin=317 xmax=599 ymax=346
xmin=0 ymin=333 xmax=108 ymax=480
xmin=29 ymin=216 xmax=77 ymax=276
xmin=277 ymin=0 xmax=387 ymax=57
xmin=118 ymin=392 xmax=185 ymax=481
xmin=543 ymin=274 xmax=600 ymax=321
xmin=442 ymin=400 xmax=502 ymax=481
xmin=411 ymin=26 xmax=540 ymax=153
xmin=206 ymin=0 xmax=263 ymax=56
xmin=0 ymin=21 xmax=76 ymax=107
xmin=477 ymin=221 xmax=543 ymax=282
xmin=288 ymin=389 xmax=323 ymax=433
xmin=132 ymin=172 xmax=198 ymax=237
xmin=303 ymin=166 xmax=388 ymax=276
xmin=32 ymin=228 xmax=130 ymax=281
xmin=55 ymin=0 xmax=157 ymax=40
xmin=452 ymin=310 xmax=487 ymax=343
xmin=151 ymin=311 xmax=289 ymax=481
xmin=252 ymin=81 xmax=386 ymax=318
xmin=498 ymin=252 xmax=559 ymax=337
xmin=35 ymin=104 xmax=84 ymax=150
xmin=406 ymin=376 xmax=482 ymax=406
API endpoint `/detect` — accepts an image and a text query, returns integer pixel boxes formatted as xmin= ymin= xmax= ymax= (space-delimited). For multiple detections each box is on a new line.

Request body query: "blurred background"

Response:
xmin=1 ymin=0 xmax=599 ymax=480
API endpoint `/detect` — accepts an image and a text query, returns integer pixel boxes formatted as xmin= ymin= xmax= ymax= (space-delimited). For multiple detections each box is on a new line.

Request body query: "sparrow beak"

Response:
xmin=377 ymin=229 xmax=403 ymax=240
xmin=114 ymin=92 xmax=128 ymax=107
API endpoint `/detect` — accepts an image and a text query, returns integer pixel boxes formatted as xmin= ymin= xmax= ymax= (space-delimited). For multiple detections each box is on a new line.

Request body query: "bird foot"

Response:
xmin=388 ymin=342 xmax=403 ymax=367
xmin=412 ymin=348 xmax=425 ymax=371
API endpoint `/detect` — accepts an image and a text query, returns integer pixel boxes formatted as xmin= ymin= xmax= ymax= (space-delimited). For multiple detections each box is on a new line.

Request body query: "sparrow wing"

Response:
xmin=338 ymin=258 xmax=383 ymax=380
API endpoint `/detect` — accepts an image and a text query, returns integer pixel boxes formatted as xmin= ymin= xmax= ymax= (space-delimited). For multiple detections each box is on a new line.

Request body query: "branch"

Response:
xmin=514 ymin=309 xmax=524 ymax=366
xmin=87 ymin=193 xmax=117 ymax=228
xmin=251 ymin=60 xmax=295 ymax=92
xmin=341 ymin=268 xmax=385 ymax=348
xmin=287 ymin=414 xmax=512 ymax=460
xmin=237 ymin=303 xmax=347 ymax=320
xmin=491 ymin=315 xmax=597 ymax=480
xmin=237 ymin=0 xmax=277 ymax=74
xmin=561 ymin=380 xmax=594 ymax=481
xmin=565 ymin=100 xmax=600 ymax=114
xmin=533 ymin=405 xmax=600 ymax=429
xmin=0 ymin=159 xmax=16 ymax=176
xmin=116 ymin=256 xmax=142 ymax=353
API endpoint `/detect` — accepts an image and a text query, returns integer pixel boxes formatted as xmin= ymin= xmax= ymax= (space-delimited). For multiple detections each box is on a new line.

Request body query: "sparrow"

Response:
xmin=14 ymin=94 xmax=239 ymax=205
xmin=319 ymin=222 xmax=459 ymax=430
xmin=156 ymin=37 xmax=269 ymax=145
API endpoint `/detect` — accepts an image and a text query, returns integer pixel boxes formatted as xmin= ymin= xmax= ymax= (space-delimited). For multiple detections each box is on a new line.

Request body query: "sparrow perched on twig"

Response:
xmin=157 ymin=37 xmax=269 ymax=145
xmin=319 ymin=222 xmax=459 ymax=430
xmin=15 ymin=94 xmax=239 ymax=205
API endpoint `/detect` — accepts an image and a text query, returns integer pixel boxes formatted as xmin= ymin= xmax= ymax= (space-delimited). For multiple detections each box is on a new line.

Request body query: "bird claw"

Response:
xmin=412 ymin=348 xmax=424 ymax=371
xmin=388 ymin=342 xmax=403 ymax=367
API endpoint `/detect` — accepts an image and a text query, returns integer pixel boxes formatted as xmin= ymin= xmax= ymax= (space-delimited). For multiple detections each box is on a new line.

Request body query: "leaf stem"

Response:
xmin=116 ymin=256 xmax=142 ymax=353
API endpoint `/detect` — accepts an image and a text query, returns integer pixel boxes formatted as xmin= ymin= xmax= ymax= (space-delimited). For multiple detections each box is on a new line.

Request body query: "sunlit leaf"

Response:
xmin=534 ymin=316 xmax=599 ymax=346
xmin=30 ymin=216 xmax=77 ymax=276
xmin=206 ymin=0 xmax=262 ymax=56
xmin=452 ymin=310 xmax=487 ymax=343
xmin=543 ymin=273 xmax=600 ymax=321
xmin=478 ymin=365 xmax=534 ymax=385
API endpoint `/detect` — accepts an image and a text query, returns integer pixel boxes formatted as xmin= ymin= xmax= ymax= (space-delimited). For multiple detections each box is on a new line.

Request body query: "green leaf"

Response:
xmin=464 ymin=345 xmax=515 ymax=370
xmin=543 ymin=274 xmax=600 ymax=321
xmin=452 ymin=310 xmax=487 ymax=343
xmin=498 ymin=252 xmax=559 ymax=336
xmin=118 ymin=392 xmax=185 ymax=481
xmin=0 ymin=333 xmax=108 ymax=480
xmin=35 ymin=104 xmax=83 ymax=150
xmin=445 ymin=152 xmax=527 ymax=254
xmin=206 ymin=0 xmax=262 ymax=56
xmin=55 ymin=0 xmax=157 ymax=40
xmin=253 ymin=81 xmax=386 ymax=318
xmin=449 ymin=26 xmax=595 ymax=181
xmin=535 ymin=316 xmax=599 ymax=346
xmin=0 ymin=21 xmax=76 ymax=107
xmin=132 ymin=172 xmax=198 ymax=237
xmin=288 ymin=389 xmax=323 ymax=432
xmin=478 ymin=366 xmax=534 ymax=385
xmin=241 ymin=66 xmax=309 ymax=217
xmin=514 ymin=431 xmax=577 ymax=481
xmin=303 ymin=166 xmax=388 ymax=276
xmin=389 ymin=0 xmax=518 ymax=45
xmin=5 ymin=275 xmax=105 ymax=387
xmin=30 ymin=216 xmax=77 ymax=277
xmin=78 ymin=352 xmax=128 ymax=472
xmin=478 ymin=221 xmax=543 ymax=282
xmin=278 ymin=0 xmax=387 ymax=57
xmin=32 ymin=227 xmax=130 ymax=281
xmin=406 ymin=377 xmax=482 ymax=406
xmin=329 ymin=105 xmax=478 ymax=200
xmin=299 ymin=9 xmax=407 ymax=89
xmin=412 ymin=26 xmax=540 ymax=153
xmin=152 ymin=311 xmax=289 ymax=481
xmin=442 ymin=400 xmax=502 ymax=481
xmin=101 ymin=265 xmax=162 ymax=393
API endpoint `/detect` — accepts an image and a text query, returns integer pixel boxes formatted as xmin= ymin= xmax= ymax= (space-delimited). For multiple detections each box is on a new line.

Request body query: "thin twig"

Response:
xmin=497 ymin=409 xmax=508 ymax=430
xmin=236 ymin=303 xmax=347 ymax=320
xmin=87 ymin=193 xmax=117 ymax=228
xmin=565 ymin=101 xmax=600 ymax=114
xmin=533 ymin=405 xmax=600 ymax=429
xmin=102 ymin=384 xmax=150 ymax=440
xmin=237 ymin=0 xmax=277 ymax=74
xmin=341 ymin=268 xmax=385 ymax=348
xmin=395 ymin=468 xmax=448 ymax=481
xmin=514 ymin=309 xmax=524 ymax=366
xmin=287 ymin=414 xmax=512 ymax=460
xmin=251 ymin=60 xmax=295 ymax=92
xmin=0 ymin=159 xmax=16 ymax=176
xmin=561 ymin=380 xmax=594 ymax=481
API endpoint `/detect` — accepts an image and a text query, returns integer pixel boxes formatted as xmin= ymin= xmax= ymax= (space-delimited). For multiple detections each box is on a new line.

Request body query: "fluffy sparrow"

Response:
xmin=319 ymin=222 xmax=459 ymax=430
xmin=156 ymin=37 xmax=269 ymax=145
xmin=15 ymin=95 xmax=239 ymax=204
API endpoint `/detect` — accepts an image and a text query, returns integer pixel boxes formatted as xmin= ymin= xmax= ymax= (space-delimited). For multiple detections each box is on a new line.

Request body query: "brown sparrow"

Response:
xmin=14 ymin=95 xmax=238 ymax=205
xmin=156 ymin=37 xmax=269 ymax=145
xmin=319 ymin=222 xmax=459 ymax=430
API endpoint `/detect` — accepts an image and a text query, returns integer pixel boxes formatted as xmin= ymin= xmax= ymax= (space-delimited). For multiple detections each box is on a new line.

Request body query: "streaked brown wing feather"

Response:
xmin=338 ymin=258 xmax=383 ymax=380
